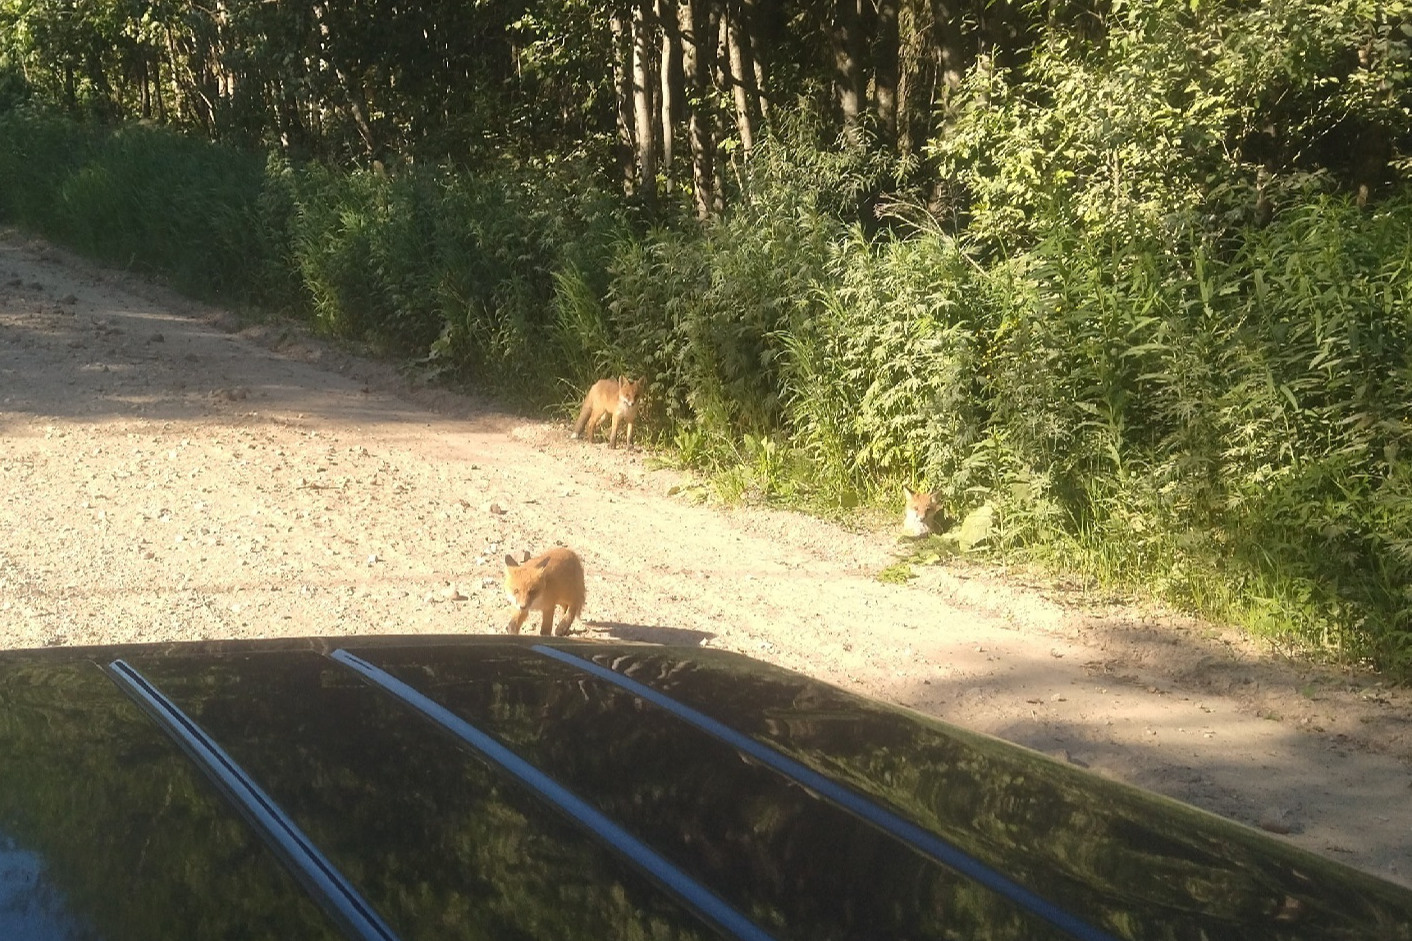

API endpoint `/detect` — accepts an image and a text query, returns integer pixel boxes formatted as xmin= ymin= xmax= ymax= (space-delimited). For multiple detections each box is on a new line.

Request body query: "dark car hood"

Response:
xmin=1 ymin=635 xmax=1408 ymax=941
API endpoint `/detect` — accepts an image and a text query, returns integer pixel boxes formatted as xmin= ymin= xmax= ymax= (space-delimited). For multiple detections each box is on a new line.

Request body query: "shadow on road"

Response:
xmin=584 ymin=621 xmax=716 ymax=646
xmin=0 ymin=232 xmax=519 ymax=435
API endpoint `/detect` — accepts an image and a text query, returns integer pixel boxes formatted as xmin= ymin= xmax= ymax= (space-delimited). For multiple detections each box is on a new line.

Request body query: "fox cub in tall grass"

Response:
xmin=572 ymin=377 xmax=644 ymax=449
xmin=503 ymin=546 xmax=586 ymax=636
xmin=902 ymin=487 xmax=940 ymax=537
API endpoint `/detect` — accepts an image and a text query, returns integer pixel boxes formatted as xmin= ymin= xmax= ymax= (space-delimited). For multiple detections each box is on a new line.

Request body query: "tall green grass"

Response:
xmin=0 ymin=110 xmax=628 ymax=401
xmin=0 ymin=112 xmax=288 ymax=306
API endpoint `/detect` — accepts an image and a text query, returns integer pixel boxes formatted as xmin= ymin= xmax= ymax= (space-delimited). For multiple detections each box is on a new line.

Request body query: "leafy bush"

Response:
xmin=0 ymin=111 xmax=293 ymax=308
xmin=282 ymin=159 xmax=629 ymax=398
xmin=935 ymin=195 xmax=1412 ymax=666
xmin=604 ymin=138 xmax=842 ymax=449
xmin=779 ymin=227 xmax=984 ymax=507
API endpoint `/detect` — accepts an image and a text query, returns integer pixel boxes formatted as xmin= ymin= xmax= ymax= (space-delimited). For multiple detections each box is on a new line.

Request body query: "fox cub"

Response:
xmin=503 ymin=546 xmax=586 ymax=636
xmin=902 ymin=486 xmax=940 ymax=537
xmin=572 ymin=377 xmax=644 ymax=449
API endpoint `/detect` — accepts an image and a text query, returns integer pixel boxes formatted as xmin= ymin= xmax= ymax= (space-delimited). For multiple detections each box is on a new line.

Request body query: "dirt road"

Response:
xmin=3 ymin=228 xmax=1410 ymax=888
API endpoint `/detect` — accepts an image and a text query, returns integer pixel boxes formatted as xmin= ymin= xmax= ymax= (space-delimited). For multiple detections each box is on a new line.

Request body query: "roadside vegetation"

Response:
xmin=1 ymin=0 xmax=1409 ymax=673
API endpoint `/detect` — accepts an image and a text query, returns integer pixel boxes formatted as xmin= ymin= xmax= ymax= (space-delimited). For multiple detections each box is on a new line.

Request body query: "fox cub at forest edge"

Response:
xmin=503 ymin=546 xmax=586 ymax=636
xmin=902 ymin=486 xmax=940 ymax=537
xmin=572 ymin=377 xmax=644 ymax=449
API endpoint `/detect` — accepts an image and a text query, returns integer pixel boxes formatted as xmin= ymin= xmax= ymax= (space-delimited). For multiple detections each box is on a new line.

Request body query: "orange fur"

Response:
xmin=902 ymin=486 xmax=939 ymax=537
xmin=572 ymin=377 xmax=644 ymax=449
xmin=503 ymin=546 xmax=586 ymax=636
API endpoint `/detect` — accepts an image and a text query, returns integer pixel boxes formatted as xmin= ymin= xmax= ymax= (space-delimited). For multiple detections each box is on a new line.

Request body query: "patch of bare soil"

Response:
xmin=2 ymin=228 xmax=1409 ymax=887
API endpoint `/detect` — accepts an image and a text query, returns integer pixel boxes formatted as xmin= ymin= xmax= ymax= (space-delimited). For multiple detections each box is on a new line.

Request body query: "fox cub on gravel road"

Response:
xmin=503 ymin=546 xmax=586 ymax=636
xmin=572 ymin=377 xmax=644 ymax=449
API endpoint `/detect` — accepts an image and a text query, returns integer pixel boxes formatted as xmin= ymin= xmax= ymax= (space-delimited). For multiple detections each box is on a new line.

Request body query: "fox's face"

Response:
xmin=902 ymin=487 xmax=938 ymax=537
xmin=617 ymin=377 xmax=643 ymax=409
xmin=504 ymin=552 xmax=542 ymax=610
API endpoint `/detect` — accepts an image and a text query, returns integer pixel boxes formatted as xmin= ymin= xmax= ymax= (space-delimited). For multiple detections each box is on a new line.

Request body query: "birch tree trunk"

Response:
xmin=632 ymin=0 xmax=658 ymax=206
xmin=658 ymin=0 xmax=684 ymax=183
xmin=832 ymin=0 xmax=863 ymax=142
xmin=712 ymin=9 xmax=728 ymax=213
xmin=610 ymin=9 xmax=638 ymax=196
xmin=682 ymin=0 xmax=718 ymax=219
xmin=724 ymin=3 xmax=755 ymax=156
xmin=739 ymin=0 xmax=768 ymax=120
xmin=874 ymin=0 xmax=900 ymax=144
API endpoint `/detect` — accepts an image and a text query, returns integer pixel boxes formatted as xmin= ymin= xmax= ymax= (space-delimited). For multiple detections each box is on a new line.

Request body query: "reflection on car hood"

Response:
xmin=0 ymin=635 xmax=1409 ymax=941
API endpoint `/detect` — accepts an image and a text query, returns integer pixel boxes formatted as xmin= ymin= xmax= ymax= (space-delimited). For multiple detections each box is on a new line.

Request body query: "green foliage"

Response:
xmin=0 ymin=61 xmax=29 ymax=111
xmin=0 ymin=111 xmax=294 ymax=307
xmin=936 ymin=195 xmax=1412 ymax=668
xmin=876 ymin=560 xmax=917 ymax=584
xmin=283 ymin=158 xmax=629 ymax=399
xmin=1218 ymin=199 xmax=1412 ymax=662
xmin=0 ymin=0 xmax=537 ymax=164
xmin=779 ymin=227 xmax=984 ymax=508
xmin=604 ymin=139 xmax=842 ymax=448
xmin=933 ymin=0 xmax=1412 ymax=247
xmin=894 ymin=0 xmax=1412 ymax=669
xmin=550 ymin=263 xmax=617 ymax=391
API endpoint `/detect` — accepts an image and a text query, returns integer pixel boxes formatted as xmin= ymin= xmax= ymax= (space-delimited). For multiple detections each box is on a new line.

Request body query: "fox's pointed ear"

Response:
xmin=618 ymin=375 xmax=627 ymax=386
xmin=903 ymin=485 xmax=915 ymax=500
xmin=504 ymin=554 xmax=518 ymax=569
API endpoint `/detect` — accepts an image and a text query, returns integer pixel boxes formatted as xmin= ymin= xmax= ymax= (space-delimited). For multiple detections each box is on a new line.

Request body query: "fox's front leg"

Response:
xmin=556 ymin=602 xmax=581 ymax=636
xmin=539 ymin=608 xmax=555 ymax=636
xmin=507 ymin=608 xmax=528 ymax=635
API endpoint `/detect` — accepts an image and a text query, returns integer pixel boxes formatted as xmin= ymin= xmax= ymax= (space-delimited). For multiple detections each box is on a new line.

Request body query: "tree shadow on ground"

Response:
xmin=581 ymin=621 xmax=716 ymax=646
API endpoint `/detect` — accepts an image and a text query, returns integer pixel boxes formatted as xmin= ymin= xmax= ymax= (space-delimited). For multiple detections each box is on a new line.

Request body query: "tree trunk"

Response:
xmin=739 ymin=0 xmax=768 ymax=120
xmin=724 ymin=3 xmax=755 ymax=156
xmin=682 ymin=0 xmax=718 ymax=219
xmin=138 ymin=55 xmax=151 ymax=120
xmin=340 ymin=77 xmax=377 ymax=157
xmin=658 ymin=0 xmax=685 ymax=183
xmin=610 ymin=10 xmax=638 ymax=196
xmin=632 ymin=0 xmax=658 ymax=207
xmin=712 ymin=9 xmax=728 ymax=213
xmin=832 ymin=0 xmax=863 ymax=142
xmin=897 ymin=0 xmax=931 ymax=155
xmin=84 ymin=46 xmax=116 ymax=120
xmin=153 ymin=48 xmax=167 ymax=122
xmin=874 ymin=0 xmax=900 ymax=145
xmin=932 ymin=0 xmax=968 ymax=97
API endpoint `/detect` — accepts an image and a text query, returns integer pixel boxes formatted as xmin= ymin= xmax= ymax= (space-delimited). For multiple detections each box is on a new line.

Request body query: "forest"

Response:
xmin=0 ymin=0 xmax=1410 ymax=673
